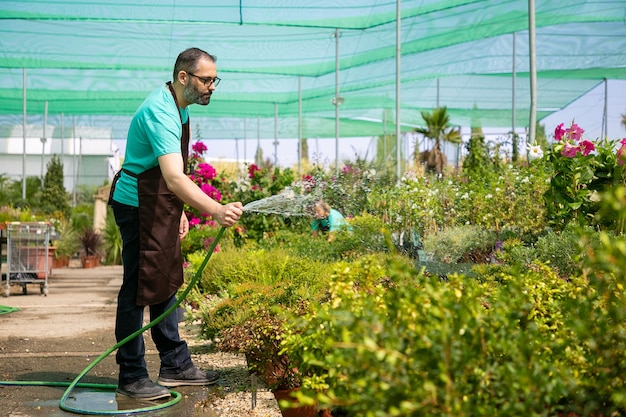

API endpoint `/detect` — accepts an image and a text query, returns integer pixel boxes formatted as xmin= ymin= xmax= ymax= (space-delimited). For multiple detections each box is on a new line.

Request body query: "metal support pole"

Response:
xmin=22 ymin=69 xmax=27 ymax=200
xmin=333 ymin=28 xmax=342 ymax=176
xmin=40 ymin=101 xmax=48 ymax=187
xmin=395 ymin=0 xmax=402 ymax=180
xmin=298 ymin=76 xmax=302 ymax=178
xmin=235 ymin=137 xmax=239 ymax=168
xmin=528 ymin=0 xmax=537 ymax=145
xmin=602 ymin=78 xmax=608 ymax=138
xmin=273 ymin=103 xmax=279 ymax=166
xmin=77 ymin=136 xmax=82 ymax=193
xmin=61 ymin=112 xmax=65 ymax=158
xmin=72 ymin=118 xmax=77 ymax=206
xmin=239 ymin=118 xmax=246 ymax=180
xmin=256 ymin=116 xmax=261 ymax=166
xmin=512 ymin=32 xmax=516 ymax=138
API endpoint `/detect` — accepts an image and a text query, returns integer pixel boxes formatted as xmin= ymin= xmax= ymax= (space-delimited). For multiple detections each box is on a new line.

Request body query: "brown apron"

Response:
xmin=109 ymin=81 xmax=190 ymax=306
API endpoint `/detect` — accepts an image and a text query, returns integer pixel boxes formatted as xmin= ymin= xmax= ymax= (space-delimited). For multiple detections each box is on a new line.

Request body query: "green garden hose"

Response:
xmin=0 ymin=305 xmax=20 ymax=315
xmin=0 ymin=226 xmax=226 ymax=415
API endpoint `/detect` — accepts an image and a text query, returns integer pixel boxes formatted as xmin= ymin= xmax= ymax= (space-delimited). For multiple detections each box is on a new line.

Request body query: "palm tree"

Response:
xmin=413 ymin=106 xmax=461 ymax=177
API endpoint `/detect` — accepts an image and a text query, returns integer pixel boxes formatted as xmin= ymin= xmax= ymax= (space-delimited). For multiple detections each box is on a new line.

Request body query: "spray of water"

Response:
xmin=243 ymin=187 xmax=321 ymax=217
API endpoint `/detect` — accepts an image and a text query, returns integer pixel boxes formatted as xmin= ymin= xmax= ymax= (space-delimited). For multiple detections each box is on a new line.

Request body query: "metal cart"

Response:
xmin=1 ymin=222 xmax=51 ymax=297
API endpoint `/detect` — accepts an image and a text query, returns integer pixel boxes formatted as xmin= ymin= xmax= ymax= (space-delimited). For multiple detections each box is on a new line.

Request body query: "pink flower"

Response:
xmin=192 ymin=141 xmax=207 ymax=154
xmin=561 ymin=142 xmax=580 ymax=158
xmin=248 ymin=164 xmax=260 ymax=178
xmin=554 ymin=123 xmax=566 ymax=141
xmin=567 ymin=124 xmax=584 ymax=141
xmin=189 ymin=217 xmax=201 ymax=227
xmin=579 ymin=140 xmax=595 ymax=156
xmin=196 ymin=162 xmax=217 ymax=181
xmin=200 ymin=183 xmax=222 ymax=201
xmin=617 ymin=141 xmax=626 ymax=165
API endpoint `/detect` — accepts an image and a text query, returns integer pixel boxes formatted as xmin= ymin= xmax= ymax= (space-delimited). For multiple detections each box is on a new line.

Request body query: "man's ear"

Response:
xmin=177 ymin=71 xmax=187 ymax=86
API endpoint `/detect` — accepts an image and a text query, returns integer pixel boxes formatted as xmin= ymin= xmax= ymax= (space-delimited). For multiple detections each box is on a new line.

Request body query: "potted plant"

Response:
xmin=51 ymin=219 xmax=79 ymax=268
xmin=215 ymin=306 xmax=321 ymax=417
xmin=79 ymin=227 xmax=103 ymax=268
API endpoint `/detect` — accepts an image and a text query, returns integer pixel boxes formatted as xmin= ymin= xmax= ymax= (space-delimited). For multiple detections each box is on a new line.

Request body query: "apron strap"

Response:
xmin=108 ymin=168 xmax=139 ymax=205
xmin=166 ymin=81 xmax=191 ymax=174
xmin=166 ymin=81 xmax=183 ymax=124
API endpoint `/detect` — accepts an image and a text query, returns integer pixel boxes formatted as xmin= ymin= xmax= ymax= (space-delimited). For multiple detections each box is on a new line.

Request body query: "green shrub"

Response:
xmin=180 ymin=224 xmax=228 ymax=261
xmin=51 ymin=218 xmax=79 ymax=259
xmin=367 ymin=163 xmax=548 ymax=240
xmin=566 ymin=187 xmax=626 ymax=411
xmin=252 ymin=214 xmax=394 ymax=263
xmin=422 ymin=225 xmax=497 ymax=264
xmin=102 ymin=209 xmax=122 ymax=265
xmin=496 ymin=224 xmax=602 ymax=278
xmin=41 ymin=155 xmax=70 ymax=217
xmin=284 ymin=256 xmax=596 ymax=416
xmin=193 ymin=247 xmax=334 ymax=331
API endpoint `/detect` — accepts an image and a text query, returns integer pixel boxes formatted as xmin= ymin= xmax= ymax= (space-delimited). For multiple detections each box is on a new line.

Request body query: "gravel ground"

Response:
xmin=182 ymin=324 xmax=283 ymax=417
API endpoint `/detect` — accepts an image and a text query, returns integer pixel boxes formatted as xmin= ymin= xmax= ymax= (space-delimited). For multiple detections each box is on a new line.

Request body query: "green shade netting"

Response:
xmin=0 ymin=0 xmax=625 ymax=139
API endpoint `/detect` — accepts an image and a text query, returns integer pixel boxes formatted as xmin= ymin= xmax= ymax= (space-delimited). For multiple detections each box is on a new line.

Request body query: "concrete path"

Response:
xmin=0 ymin=265 xmax=121 ymax=338
xmin=0 ymin=264 xmax=280 ymax=417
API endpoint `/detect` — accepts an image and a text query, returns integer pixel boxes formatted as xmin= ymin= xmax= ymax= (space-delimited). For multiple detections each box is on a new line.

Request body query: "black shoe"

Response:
xmin=116 ymin=378 xmax=171 ymax=400
xmin=157 ymin=366 xmax=219 ymax=387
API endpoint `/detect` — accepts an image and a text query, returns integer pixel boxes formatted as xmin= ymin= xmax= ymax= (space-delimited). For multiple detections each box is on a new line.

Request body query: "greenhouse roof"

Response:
xmin=1 ymin=0 xmax=625 ymax=140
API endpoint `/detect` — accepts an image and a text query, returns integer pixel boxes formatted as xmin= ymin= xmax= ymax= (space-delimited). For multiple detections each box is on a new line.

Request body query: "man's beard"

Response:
xmin=183 ymin=83 xmax=211 ymax=106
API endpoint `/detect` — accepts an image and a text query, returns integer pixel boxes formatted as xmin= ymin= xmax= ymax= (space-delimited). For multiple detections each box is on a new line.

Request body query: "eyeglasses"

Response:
xmin=187 ymin=72 xmax=221 ymax=87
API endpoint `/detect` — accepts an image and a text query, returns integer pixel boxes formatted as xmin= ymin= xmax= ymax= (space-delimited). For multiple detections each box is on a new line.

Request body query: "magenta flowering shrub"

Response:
xmin=185 ymin=141 xmax=226 ymax=227
xmin=542 ymin=122 xmax=626 ymax=230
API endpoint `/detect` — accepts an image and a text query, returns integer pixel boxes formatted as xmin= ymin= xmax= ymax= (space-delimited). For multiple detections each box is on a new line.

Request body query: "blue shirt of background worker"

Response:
xmin=310 ymin=200 xmax=351 ymax=241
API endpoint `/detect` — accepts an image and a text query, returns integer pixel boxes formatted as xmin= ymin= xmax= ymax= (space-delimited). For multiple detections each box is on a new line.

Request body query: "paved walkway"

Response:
xmin=0 ymin=265 xmax=122 ymax=338
xmin=0 ymin=264 xmax=280 ymax=417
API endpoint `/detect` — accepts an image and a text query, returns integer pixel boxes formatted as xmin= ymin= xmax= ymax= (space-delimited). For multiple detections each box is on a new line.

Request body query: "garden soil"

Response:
xmin=0 ymin=264 xmax=281 ymax=417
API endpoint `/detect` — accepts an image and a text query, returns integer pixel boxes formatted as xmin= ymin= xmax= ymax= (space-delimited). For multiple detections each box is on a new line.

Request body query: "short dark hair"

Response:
xmin=173 ymin=47 xmax=217 ymax=80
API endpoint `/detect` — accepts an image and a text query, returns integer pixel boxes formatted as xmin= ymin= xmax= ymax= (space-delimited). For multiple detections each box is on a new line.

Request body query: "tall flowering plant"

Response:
xmin=185 ymin=141 xmax=224 ymax=227
xmin=541 ymin=122 xmax=626 ymax=230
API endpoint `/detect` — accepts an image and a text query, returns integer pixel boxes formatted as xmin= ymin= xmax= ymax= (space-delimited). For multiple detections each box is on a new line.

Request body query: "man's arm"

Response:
xmin=158 ymin=153 xmax=242 ymax=227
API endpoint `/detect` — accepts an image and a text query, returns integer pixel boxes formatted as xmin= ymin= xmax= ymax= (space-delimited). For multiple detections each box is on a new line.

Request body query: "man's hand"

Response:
xmin=213 ymin=202 xmax=244 ymax=227
xmin=179 ymin=212 xmax=189 ymax=239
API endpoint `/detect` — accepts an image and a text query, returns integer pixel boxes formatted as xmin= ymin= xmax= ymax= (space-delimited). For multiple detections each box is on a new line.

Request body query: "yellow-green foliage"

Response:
xmin=195 ymin=247 xmax=336 ymax=338
xmin=283 ymin=250 xmax=624 ymax=416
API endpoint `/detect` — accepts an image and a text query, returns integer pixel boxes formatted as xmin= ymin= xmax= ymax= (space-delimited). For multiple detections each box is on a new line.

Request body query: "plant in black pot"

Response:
xmin=79 ymin=227 xmax=103 ymax=268
xmin=217 ymin=307 xmax=301 ymax=390
xmin=216 ymin=306 xmax=324 ymax=417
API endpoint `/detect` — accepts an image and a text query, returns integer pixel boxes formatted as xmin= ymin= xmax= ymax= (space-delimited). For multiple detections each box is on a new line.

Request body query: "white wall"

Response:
xmin=0 ymin=125 xmax=121 ymax=192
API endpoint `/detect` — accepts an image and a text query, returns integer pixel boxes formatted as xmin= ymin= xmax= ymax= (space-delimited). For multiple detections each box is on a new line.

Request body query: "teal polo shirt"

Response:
xmin=113 ymin=85 xmax=189 ymax=207
xmin=311 ymin=208 xmax=351 ymax=233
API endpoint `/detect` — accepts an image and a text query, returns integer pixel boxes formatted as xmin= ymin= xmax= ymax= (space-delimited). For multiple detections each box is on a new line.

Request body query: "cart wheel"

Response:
xmin=41 ymin=283 xmax=48 ymax=296
xmin=22 ymin=285 xmax=27 ymax=295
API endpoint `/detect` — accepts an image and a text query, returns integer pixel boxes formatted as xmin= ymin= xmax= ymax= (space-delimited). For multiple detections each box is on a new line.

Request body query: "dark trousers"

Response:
xmin=111 ymin=201 xmax=192 ymax=384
